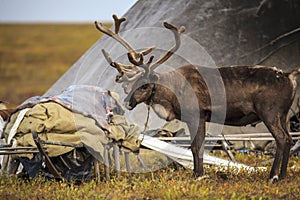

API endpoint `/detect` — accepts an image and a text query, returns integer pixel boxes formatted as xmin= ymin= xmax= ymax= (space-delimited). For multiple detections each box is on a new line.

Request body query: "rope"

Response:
xmin=141 ymin=84 xmax=156 ymax=142
xmin=143 ymin=103 xmax=151 ymax=132
xmin=139 ymin=103 xmax=152 ymax=144
xmin=143 ymin=84 xmax=156 ymax=133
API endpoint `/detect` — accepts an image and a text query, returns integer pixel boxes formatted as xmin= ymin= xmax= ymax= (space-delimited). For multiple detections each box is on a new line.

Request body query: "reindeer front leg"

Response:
xmin=189 ymin=112 xmax=206 ymax=177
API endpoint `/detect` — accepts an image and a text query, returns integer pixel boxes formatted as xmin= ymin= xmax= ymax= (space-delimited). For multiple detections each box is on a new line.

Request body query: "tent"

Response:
xmin=46 ymin=0 xmax=300 ymax=141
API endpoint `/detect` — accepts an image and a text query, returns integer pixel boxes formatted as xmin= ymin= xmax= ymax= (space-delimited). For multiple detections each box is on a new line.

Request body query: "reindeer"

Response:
xmin=95 ymin=15 xmax=300 ymax=182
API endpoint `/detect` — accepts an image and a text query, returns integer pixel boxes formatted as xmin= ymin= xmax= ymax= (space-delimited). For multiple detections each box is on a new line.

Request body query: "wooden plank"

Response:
xmin=0 ymin=150 xmax=41 ymax=155
xmin=103 ymin=145 xmax=110 ymax=180
xmin=156 ymin=132 xmax=300 ymax=142
xmin=124 ymin=152 xmax=131 ymax=173
xmin=158 ymin=137 xmax=300 ymax=141
xmin=113 ymin=143 xmax=120 ymax=174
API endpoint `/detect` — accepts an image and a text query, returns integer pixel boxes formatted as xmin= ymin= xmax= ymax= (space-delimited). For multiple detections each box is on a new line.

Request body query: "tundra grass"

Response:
xmin=0 ymin=153 xmax=300 ymax=199
xmin=0 ymin=23 xmax=108 ymax=107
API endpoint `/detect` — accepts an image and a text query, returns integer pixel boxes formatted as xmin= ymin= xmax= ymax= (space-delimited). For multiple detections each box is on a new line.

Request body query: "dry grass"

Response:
xmin=0 ymin=152 xmax=300 ymax=199
xmin=0 ymin=23 xmax=105 ymax=108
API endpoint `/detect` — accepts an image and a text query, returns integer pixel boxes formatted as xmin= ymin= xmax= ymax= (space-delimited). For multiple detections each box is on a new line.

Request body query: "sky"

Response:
xmin=0 ymin=0 xmax=137 ymax=23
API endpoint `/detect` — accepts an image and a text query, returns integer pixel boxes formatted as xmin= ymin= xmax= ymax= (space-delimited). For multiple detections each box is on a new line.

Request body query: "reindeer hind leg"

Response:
xmin=279 ymin=115 xmax=293 ymax=179
xmin=189 ymin=113 xmax=206 ymax=178
xmin=261 ymin=114 xmax=291 ymax=182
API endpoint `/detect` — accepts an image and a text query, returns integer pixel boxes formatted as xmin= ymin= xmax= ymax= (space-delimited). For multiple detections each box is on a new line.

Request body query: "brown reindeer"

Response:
xmin=95 ymin=15 xmax=300 ymax=182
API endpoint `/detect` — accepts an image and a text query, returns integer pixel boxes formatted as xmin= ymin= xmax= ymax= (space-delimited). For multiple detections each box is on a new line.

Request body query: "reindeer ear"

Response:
xmin=149 ymin=73 xmax=158 ymax=82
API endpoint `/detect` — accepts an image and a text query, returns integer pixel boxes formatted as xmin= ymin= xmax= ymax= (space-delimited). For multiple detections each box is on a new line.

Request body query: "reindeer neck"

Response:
xmin=148 ymin=72 xmax=181 ymax=120
xmin=145 ymin=83 xmax=156 ymax=105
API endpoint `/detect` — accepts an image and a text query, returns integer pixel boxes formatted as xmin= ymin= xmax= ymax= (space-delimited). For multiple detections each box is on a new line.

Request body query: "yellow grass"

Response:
xmin=0 ymin=23 xmax=110 ymax=108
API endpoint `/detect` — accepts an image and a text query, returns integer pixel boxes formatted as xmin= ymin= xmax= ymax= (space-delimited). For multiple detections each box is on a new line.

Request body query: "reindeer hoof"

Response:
xmin=269 ymin=175 xmax=279 ymax=184
xmin=196 ymin=175 xmax=209 ymax=181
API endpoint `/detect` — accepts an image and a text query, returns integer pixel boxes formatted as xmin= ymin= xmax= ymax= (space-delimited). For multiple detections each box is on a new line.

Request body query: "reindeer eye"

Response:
xmin=141 ymin=84 xmax=148 ymax=90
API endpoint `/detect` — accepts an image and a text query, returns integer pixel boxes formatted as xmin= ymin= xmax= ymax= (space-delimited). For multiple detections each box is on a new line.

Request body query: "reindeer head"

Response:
xmin=95 ymin=15 xmax=185 ymax=110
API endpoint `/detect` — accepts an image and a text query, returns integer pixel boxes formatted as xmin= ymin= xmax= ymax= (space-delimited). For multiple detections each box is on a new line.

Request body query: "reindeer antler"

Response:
xmin=102 ymin=49 xmax=138 ymax=82
xmin=95 ymin=14 xmax=154 ymax=82
xmin=95 ymin=14 xmax=154 ymax=64
xmin=96 ymin=14 xmax=185 ymax=83
xmin=149 ymin=22 xmax=185 ymax=72
xmin=95 ymin=15 xmax=136 ymax=56
xmin=126 ymin=21 xmax=185 ymax=78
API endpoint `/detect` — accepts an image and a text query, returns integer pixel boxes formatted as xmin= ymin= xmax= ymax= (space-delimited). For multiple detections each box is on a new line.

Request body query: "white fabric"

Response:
xmin=7 ymin=108 xmax=30 ymax=145
xmin=0 ymin=117 xmax=4 ymax=137
xmin=0 ymin=137 xmax=5 ymax=172
xmin=0 ymin=116 xmax=5 ymax=172
xmin=140 ymin=134 xmax=266 ymax=172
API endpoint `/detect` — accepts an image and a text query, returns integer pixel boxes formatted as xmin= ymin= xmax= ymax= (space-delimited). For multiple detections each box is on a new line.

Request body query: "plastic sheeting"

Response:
xmin=140 ymin=134 xmax=266 ymax=172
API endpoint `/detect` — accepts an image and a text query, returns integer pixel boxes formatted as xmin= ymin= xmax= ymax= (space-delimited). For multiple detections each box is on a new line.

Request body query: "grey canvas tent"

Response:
xmin=45 ymin=0 xmax=300 ymax=137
